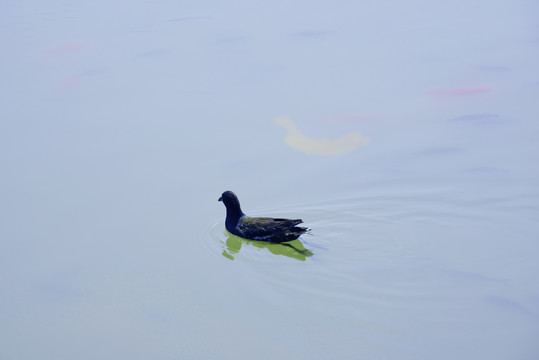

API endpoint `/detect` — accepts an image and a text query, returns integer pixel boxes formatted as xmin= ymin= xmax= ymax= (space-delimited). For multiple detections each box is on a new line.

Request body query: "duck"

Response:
xmin=218 ymin=190 xmax=309 ymax=243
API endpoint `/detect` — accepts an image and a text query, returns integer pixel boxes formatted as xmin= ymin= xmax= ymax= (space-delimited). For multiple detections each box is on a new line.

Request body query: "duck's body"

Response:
xmin=218 ymin=191 xmax=309 ymax=243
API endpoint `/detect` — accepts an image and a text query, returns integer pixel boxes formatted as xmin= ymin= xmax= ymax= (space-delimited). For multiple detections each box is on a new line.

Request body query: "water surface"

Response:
xmin=1 ymin=1 xmax=539 ymax=359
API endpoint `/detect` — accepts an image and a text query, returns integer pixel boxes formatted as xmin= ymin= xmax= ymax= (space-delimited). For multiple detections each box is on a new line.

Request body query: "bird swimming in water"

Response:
xmin=218 ymin=190 xmax=309 ymax=243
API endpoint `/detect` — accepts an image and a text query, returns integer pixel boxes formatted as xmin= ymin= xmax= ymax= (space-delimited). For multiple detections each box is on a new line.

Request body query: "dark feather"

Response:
xmin=218 ymin=191 xmax=309 ymax=243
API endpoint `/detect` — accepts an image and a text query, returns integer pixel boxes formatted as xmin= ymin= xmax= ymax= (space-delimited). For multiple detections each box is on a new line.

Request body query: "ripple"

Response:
xmin=203 ymin=183 xmax=530 ymax=323
xmin=204 ymin=188 xmax=466 ymax=264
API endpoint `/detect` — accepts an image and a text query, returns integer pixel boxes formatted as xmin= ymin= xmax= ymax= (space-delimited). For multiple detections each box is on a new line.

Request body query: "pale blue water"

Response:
xmin=1 ymin=1 xmax=539 ymax=359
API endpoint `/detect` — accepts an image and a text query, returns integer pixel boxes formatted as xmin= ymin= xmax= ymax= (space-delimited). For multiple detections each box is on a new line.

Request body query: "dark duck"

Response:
xmin=218 ymin=191 xmax=309 ymax=243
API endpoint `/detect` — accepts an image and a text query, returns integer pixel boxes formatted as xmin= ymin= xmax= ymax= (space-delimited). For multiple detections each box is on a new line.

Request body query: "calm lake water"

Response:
xmin=2 ymin=1 xmax=539 ymax=359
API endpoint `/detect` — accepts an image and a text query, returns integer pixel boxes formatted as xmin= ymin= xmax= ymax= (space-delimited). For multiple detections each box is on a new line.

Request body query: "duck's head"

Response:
xmin=218 ymin=191 xmax=243 ymax=213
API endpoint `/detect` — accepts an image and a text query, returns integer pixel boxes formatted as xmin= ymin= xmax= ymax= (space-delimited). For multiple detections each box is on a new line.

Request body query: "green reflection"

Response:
xmin=221 ymin=231 xmax=313 ymax=261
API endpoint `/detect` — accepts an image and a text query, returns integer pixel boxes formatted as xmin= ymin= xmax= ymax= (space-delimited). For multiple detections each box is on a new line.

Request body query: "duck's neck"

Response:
xmin=225 ymin=207 xmax=245 ymax=229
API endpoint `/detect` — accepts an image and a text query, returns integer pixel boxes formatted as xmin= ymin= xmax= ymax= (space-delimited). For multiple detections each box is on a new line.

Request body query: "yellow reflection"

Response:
xmin=222 ymin=231 xmax=313 ymax=261
xmin=274 ymin=117 xmax=370 ymax=155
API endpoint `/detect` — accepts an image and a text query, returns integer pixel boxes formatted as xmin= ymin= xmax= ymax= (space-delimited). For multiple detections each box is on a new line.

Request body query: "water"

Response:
xmin=1 ymin=1 xmax=539 ymax=359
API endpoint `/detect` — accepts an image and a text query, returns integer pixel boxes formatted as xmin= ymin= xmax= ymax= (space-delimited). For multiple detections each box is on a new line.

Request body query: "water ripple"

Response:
xmin=204 ymin=183 xmax=536 ymax=323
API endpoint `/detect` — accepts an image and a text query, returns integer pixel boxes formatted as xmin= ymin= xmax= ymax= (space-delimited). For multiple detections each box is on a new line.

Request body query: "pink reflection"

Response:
xmin=59 ymin=76 xmax=82 ymax=91
xmin=431 ymin=87 xmax=491 ymax=98
xmin=45 ymin=44 xmax=85 ymax=55
xmin=57 ymin=69 xmax=103 ymax=92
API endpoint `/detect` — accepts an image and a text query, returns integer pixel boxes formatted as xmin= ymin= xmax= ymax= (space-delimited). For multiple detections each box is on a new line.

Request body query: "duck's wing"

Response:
xmin=238 ymin=217 xmax=307 ymax=242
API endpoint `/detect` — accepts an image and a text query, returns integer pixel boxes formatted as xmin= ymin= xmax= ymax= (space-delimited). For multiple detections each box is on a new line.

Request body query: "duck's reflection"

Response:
xmin=222 ymin=231 xmax=313 ymax=261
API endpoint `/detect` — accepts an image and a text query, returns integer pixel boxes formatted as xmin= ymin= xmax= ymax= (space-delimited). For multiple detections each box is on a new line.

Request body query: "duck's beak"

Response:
xmin=218 ymin=196 xmax=222 ymax=201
